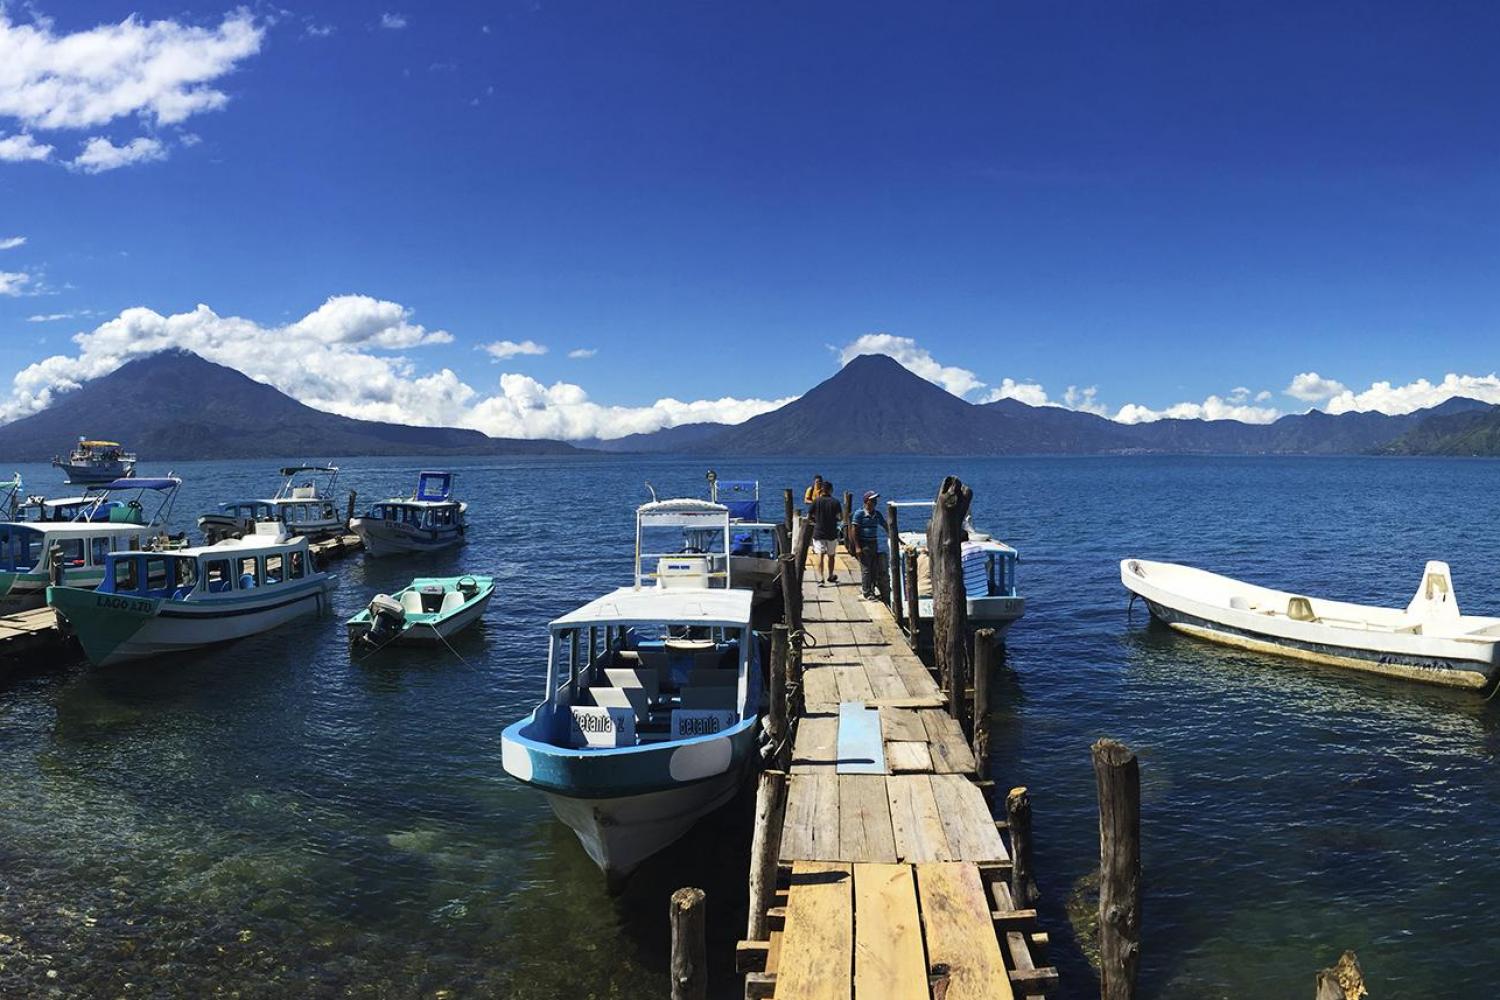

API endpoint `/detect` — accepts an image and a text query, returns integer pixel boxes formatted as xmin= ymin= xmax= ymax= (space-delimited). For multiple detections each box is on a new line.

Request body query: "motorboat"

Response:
xmin=887 ymin=500 xmax=1025 ymax=637
xmin=706 ymin=474 xmax=781 ymax=602
xmin=1120 ymin=558 xmax=1500 ymax=690
xmin=198 ymin=465 xmax=344 ymax=543
xmin=501 ymin=511 xmax=762 ymax=882
xmin=52 ymin=438 xmax=136 ymax=484
xmin=347 ymin=575 xmax=494 ymax=647
xmin=349 ymin=471 xmax=467 ymax=557
xmin=0 ymin=477 xmax=183 ymax=612
xmin=48 ymin=525 xmax=335 ymax=667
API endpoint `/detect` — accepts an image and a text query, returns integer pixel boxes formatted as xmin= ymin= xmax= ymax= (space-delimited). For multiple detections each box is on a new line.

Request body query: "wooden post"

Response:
xmin=794 ymin=517 xmax=814 ymax=589
xmin=344 ymin=489 xmax=357 ymax=528
xmin=767 ymin=625 xmax=790 ymax=766
xmin=1093 ymin=738 xmax=1141 ymax=1000
xmin=887 ymin=502 xmax=903 ymax=623
xmin=904 ymin=549 xmax=921 ymax=642
xmin=928 ymin=476 xmax=972 ymax=723
xmin=773 ymin=523 xmax=791 ymax=565
xmin=842 ymin=491 xmax=853 ymax=549
xmin=745 ymin=770 xmax=787 ymax=941
xmin=1314 ymin=951 xmax=1366 ymax=1000
xmin=1006 ymin=786 xmax=1039 ymax=908
xmin=669 ymin=887 xmax=707 ymax=1000
xmin=779 ymin=553 xmax=803 ymax=690
xmin=972 ymin=628 xmax=994 ymax=777
xmin=48 ymin=543 xmax=63 ymax=587
xmin=782 ymin=487 xmax=794 ymax=533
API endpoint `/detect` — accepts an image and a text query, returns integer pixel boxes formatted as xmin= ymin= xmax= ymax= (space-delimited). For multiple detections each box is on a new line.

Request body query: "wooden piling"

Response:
xmin=47 ymin=543 xmax=63 ymax=587
xmin=793 ymin=518 xmax=814 ymax=589
xmin=1314 ymin=950 xmax=1367 ymax=1000
xmin=669 ymin=887 xmax=708 ymax=1000
xmin=842 ymin=491 xmax=853 ymax=548
xmin=767 ymin=625 xmax=790 ymax=766
xmin=1092 ymin=738 xmax=1141 ymax=1000
xmin=887 ymin=501 xmax=903 ymax=623
xmin=745 ymin=769 xmax=787 ymax=942
xmin=344 ymin=489 xmax=357 ymax=528
xmin=782 ymin=487 xmax=794 ymax=533
xmin=778 ymin=553 xmax=803 ymax=690
xmin=1006 ymin=786 xmax=1039 ymax=908
xmin=904 ymin=549 xmax=921 ymax=642
xmin=929 ymin=476 xmax=972 ymax=724
xmin=972 ymin=628 xmax=994 ymax=779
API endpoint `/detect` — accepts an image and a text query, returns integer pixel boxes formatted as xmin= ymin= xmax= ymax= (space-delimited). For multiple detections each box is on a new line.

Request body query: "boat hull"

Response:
xmin=347 ymin=588 xmax=494 ymax=645
xmin=56 ymin=462 xmax=134 ymax=484
xmin=350 ymin=518 xmax=464 ymax=557
xmin=0 ymin=568 xmax=107 ymax=612
xmin=917 ymin=595 xmax=1025 ymax=637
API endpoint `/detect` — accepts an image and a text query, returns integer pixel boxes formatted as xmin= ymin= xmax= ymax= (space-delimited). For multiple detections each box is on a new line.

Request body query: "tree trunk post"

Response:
xmin=782 ymin=487 xmax=794 ymax=534
xmin=1006 ymin=786 xmax=1039 ymax=908
xmin=745 ymin=770 xmax=788 ymax=941
xmin=794 ymin=517 xmax=814 ymax=589
xmin=1314 ymin=950 xmax=1367 ymax=1000
xmin=767 ymin=625 xmax=790 ymax=767
xmin=1093 ymin=738 xmax=1141 ymax=1000
xmin=887 ymin=502 xmax=903 ymax=624
xmin=842 ymin=491 xmax=854 ymax=548
xmin=778 ymin=553 xmax=803 ymax=690
xmin=48 ymin=543 xmax=63 ymax=587
xmin=904 ymin=549 xmax=921 ymax=643
xmin=669 ymin=887 xmax=707 ymax=1000
xmin=972 ymin=628 xmax=995 ymax=777
xmin=344 ymin=489 xmax=357 ymax=529
xmin=928 ymin=476 xmax=972 ymax=723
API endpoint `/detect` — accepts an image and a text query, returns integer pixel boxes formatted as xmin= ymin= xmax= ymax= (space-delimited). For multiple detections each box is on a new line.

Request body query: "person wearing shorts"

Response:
xmin=809 ymin=482 xmax=842 ymax=585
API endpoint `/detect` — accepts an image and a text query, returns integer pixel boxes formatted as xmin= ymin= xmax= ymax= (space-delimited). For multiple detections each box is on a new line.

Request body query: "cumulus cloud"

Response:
xmin=1285 ymin=371 xmax=1348 ymax=402
xmin=0 ymin=10 xmax=264 ymax=130
xmin=380 ymin=13 xmax=408 ymax=29
xmin=0 ymin=297 xmax=792 ymax=440
xmin=837 ymin=333 xmax=985 ymax=397
xmin=0 ymin=271 xmax=32 ymax=296
xmin=26 ymin=311 xmax=78 ymax=322
xmin=481 ymin=339 xmax=547 ymax=360
xmin=982 ymin=377 xmax=1049 ymax=406
xmin=567 ymin=348 xmax=598 ymax=359
xmin=1064 ymin=385 xmax=1109 ymax=416
xmin=0 ymin=236 xmax=24 ymax=250
xmin=1113 ymin=395 xmax=1282 ymax=425
xmin=69 ymin=136 xmax=166 ymax=173
xmin=1324 ymin=373 xmax=1500 ymax=415
xmin=0 ymin=132 xmax=52 ymax=161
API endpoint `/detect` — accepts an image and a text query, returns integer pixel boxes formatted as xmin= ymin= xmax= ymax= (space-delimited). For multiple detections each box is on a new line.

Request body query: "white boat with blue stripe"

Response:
xmin=888 ymin=500 xmax=1025 ymax=637
xmin=502 ymin=500 xmax=763 ymax=881
xmin=349 ymin=471 xmax=466 ymax=557
xmin=47 ymin=526 xmax=336 ymax=667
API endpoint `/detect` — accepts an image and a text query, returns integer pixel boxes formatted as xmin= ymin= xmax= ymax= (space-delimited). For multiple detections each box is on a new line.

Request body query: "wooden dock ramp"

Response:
xmin=739 ymin=553 xmax=1057 ymax=1000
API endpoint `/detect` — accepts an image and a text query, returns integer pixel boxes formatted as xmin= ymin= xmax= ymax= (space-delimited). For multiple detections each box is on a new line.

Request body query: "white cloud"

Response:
xmin=26 ymin=312 xmax=78 ymax=322
xmin=0 ymin=297 xmax=791 ymax=440
xmin=1063 ymin=385 xmax=1109 ymax=416
xmin=0 ymin=236 xmax=24 ymax=250
xmin=0 ymin=271 xmax=32 ymax=296
xmin=0 ymin=132 xmax=52 ymax=161
xmin=69 ymin=135 xmax=166 ymax=173
xmin=982 ymin=377 xmax=1049 ymax=406
xmin=380 ymin=13 xmax=408 ymax=29
xmin=1324 ymin=373 xmax=1500 ymax=415
xmin=837 ymin=333 xmax=984 ymax=397
xmin=1255 ymin=390 xmax=1272 ymax=402
xmin=1285 ymin=371 xmax=1348 ymax=402
xmin=0 ymin=10 xmax=264 ymax=130
xmin=1113 ymin=394 xmax=1281 ymax=425
xmin=567 ymin=348 xmax=598 ymax=359
xmin=482 ymin=339 xmax=547 ymax=360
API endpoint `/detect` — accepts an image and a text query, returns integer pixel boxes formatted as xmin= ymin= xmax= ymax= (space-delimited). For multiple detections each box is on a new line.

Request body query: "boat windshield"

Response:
xmin=104 ymin=554 xmax=199 ymax=598
xmin=0 ymin=524 xmax=46 ymax=571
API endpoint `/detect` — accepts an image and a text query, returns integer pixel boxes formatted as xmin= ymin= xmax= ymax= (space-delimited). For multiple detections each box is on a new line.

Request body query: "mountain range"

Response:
xmin=0 ymin=351 xmax=579 ymax=461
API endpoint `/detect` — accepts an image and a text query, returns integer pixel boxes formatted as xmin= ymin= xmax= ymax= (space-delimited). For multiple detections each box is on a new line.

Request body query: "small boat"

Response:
xmin=706 ymin=473 xmax=782 ymax=603
xmin=501 ymin=508 xmax=762 ymax=881
xmin=52 ymin=438 xmax=137 ymax=484
xmin=349 ymin=471 xmax=467 ymax=557
xmin=199 ymin=465 xmax=343 ymax=543
xmin=0 ymin=477 xmax=183 ymax=612
xmin=346 ymin=575 xmax=495 ymax=646
xmin=1120 ymin=558 xmax=1500 ymax=690
xmin=48 ymin=525 xmax=336 ymax=667
xmin=887 ymin=500 xmax=1026 ymax=637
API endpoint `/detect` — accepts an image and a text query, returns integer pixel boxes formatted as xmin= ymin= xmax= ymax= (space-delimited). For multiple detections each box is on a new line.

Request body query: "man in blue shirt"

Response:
xmin=850 ymin=491 xmax=888 ymax=601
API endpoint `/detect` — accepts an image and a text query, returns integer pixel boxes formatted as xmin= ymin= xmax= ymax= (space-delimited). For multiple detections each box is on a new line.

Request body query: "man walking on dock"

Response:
xmin=851 ymin=491 xmax=888 ymax=601
xmin=809 ymin=482 xmax=842 ymax=585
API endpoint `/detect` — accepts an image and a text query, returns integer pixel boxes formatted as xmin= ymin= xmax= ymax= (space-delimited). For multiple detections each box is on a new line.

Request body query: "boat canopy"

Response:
xmin=80 ymin=440 xmax=121 ymax=447
xmin=552 ymin=585 xmax=753 ymax=629
xmin=99 ymin=477 xmax=178 ymax=491
xmin=416 ymin=471 xmax=455 ymax=502
xmin=635 ymin=499 xmax=732 ymax=589
xmin=710 ymin=478 xmax=760 ymax=521
xmin=278 ymin=465 xmax=337 ymax=476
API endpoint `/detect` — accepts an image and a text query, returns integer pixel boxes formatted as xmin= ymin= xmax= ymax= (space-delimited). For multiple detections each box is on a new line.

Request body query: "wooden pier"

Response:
xmin=738 ymin=547 xmax=1057 ymax=999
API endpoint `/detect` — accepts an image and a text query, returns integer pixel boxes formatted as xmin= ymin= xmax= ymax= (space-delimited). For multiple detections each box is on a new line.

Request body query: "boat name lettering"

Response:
xmin=95 ymin=594 xmax=153 ymax=613
xmin=671 ymin=709 xmax=739 ymax=740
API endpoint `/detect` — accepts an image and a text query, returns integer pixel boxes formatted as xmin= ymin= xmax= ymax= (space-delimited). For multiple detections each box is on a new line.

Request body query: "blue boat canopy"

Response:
xmin=416 ymin=471 xmax=454 ymax=502
xmin=714 ymin=479 xmax=759 ymax=521
xmin=100 ymin=477 xmax=180 ymax=491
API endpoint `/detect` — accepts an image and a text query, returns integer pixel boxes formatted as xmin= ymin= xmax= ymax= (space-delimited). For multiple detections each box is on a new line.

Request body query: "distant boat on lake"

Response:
xmin=349 ymin=471 xmax=467 ymax=557
xmin=1121 ymin=558 xmax=1500 ymax=690
xmin=52 ymin=438 xmax=137 ymax=484
xmin=198 ymin=465 xmax=343 ymax=543
xmin=347 ymin=575 xmax=494 ymax=647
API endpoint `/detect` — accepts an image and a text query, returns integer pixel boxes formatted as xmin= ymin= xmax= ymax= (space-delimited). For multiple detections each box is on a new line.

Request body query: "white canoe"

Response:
xmin=1120 ymin=558 xmax=1500 ymax=690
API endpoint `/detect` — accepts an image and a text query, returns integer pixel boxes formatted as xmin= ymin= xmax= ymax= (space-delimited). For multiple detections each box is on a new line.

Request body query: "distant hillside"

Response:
xmin=583 ymin=422 xmax=728 ymax=453
xmin=1382 ymin=404 xmax=1500 ymax=456
xmin=0 ymin=350 xmax=580 ymax=461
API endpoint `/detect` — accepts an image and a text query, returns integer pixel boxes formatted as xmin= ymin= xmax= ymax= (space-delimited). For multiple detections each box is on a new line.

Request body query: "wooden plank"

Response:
xmin=837 ymin=775 xmax=897 ymax=863
xmin=879 ymin=706 xmax=927 ymax=744
xmin=885 ymin=741 xmax=933 ymax=774
xmin=922 ymin=710 xmax=978 ymax=774
xmin=803 ymin=668 xmax=840 ymax=711
xmin=917 ymin=862 xmax=1015 ymax=1000
xmin=853 ymin=864 xmax=928 ymax=1000
xmin=775 ymin=862 xmax=853 ymax=1000
xmin=866 ymin=695 xmax=946 ymax=710
xmin=930 ymin=774 xmax=1008 ymax=863
xmin=792 ymin=714 xmax=839 ymax=767
xmin=834 ymin=665 xmax=876 ymax=704
xmin=893 ymin=655 xmax=940 ymax=698
xmin=781 ymin=771 xmax=841 ymax=862
xmin=863 ymin=654 xmax=909 ymax=700
xmin=885 ymin=774 xmax=953 ymax=863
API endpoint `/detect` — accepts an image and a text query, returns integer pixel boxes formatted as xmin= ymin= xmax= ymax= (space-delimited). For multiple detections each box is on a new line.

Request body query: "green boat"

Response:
xmin=346 ymin=575 xmax=495 ymax=647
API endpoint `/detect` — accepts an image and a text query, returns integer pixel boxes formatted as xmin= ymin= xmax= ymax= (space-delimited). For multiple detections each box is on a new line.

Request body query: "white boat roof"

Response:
xmin=0 ymin=521 xmax=145 ymax=536
xmin=170 ymin=534 xmax=309 ymax=558
xmin=374 ymin=497 xmax=461 ymax=507
xmin=639 ymin=498 xmax=727 ymax=516
xmin=551 ymin=585 xmax=753 ymax=629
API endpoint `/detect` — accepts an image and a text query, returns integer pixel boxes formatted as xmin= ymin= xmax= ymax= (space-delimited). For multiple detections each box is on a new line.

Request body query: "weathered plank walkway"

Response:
xmin=740 ymin=552 xmax=1056 ymax=1000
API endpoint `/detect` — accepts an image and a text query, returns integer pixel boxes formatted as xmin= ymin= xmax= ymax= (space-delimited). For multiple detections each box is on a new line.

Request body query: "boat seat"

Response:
xmin=605 ymin=667 xmax=660 ymax=697
xmin=681 ymin=686 xmax=737 ymax=711
xmin=439 ymin=591 xmax=464 ymax=614
xmin=588 ymin=686 xmax=651 ymax=723
xmin=400 ymin=591 xmax=426 ymax=616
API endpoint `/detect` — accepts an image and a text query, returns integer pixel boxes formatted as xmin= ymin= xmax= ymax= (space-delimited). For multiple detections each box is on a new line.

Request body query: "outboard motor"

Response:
xmin=363 ymin=593 xmax=406 ymax=646
xmin=457 ymin=575 xmax=479 ymax=600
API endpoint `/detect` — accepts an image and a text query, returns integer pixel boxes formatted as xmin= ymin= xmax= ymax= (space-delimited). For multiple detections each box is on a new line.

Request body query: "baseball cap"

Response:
xmin=863 ymin=490 xmax=880 ymax=501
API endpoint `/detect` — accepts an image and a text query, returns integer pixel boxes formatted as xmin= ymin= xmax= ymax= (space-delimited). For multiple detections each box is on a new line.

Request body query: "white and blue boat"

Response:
xmin=347 ymin=575 xmax=495 ymax=646
xmin=198 ymin=465 xmax=343 ymax=543
xmin=502 ymin=500 xmax=763 ymax=881
xmin=888 ymin=499 xmax=1026 ymax=637
xmin=349 ymin=471 xmax=467 ymax=557
xmin=706 ymin=473 xmax=782 ymax=602
xmin=47 ymin=526 xmax=336 ymax=667
xmin=51 ymin=438 xmax=137 ymax=484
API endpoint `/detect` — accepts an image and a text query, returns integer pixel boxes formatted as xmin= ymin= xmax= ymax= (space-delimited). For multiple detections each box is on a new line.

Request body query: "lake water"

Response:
xmin=1 ymin=454 xmax=1498 ymax=998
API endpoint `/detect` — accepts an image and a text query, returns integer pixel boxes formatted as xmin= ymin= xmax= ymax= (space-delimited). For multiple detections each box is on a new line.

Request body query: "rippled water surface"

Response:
xmin=2 ymin=455 xmax=1498 ymax=998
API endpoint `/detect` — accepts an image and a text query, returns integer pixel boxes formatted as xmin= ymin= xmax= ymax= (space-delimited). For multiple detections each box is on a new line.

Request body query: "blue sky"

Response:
xmin=1 ymin=1 xmax=1498 ymax=437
